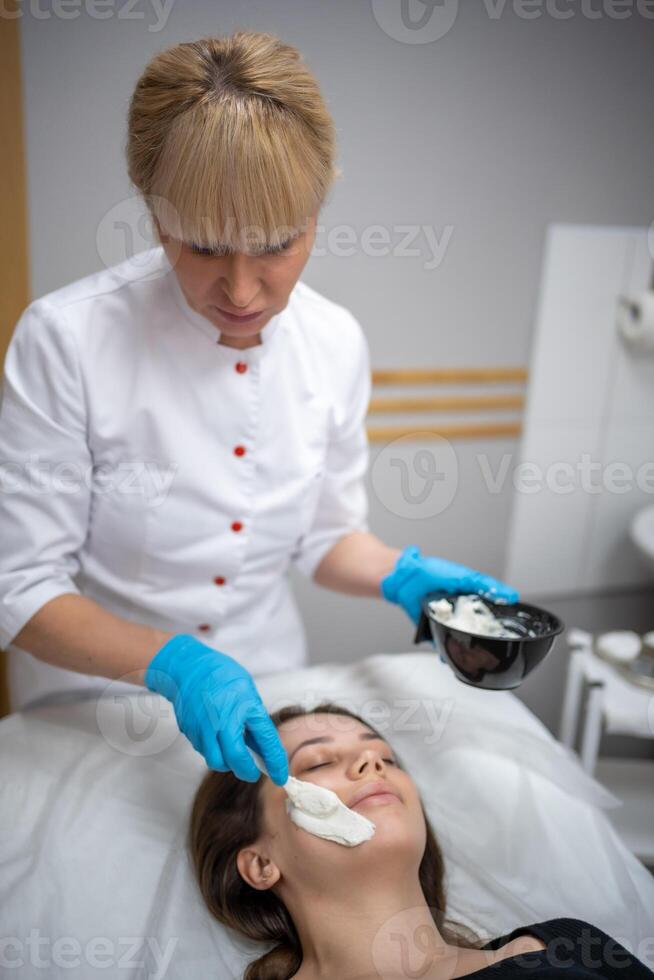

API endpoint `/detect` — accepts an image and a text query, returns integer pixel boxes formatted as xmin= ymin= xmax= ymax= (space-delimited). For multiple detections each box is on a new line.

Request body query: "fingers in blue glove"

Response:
xmin=468 ymin=571 xmax=519 ymax=605
xmin=199 ymin=716 xmax=230 ymax=772
xmin=244 ymin=707 xmax=289 ymax=786
xmin=209 ymin=682 xmax=288 ymax=785
xmin=220 ymin=722 xmax=262 ymax=783
xmin=146 ymin=635 xmax=289 ymax=784
xmin=197 ymin=681 xmax=261 ymax=783
xmin=220 ymin=691 xmax=290 ymax=786
xmin=381 ymin=545 xmax=520 ymax=626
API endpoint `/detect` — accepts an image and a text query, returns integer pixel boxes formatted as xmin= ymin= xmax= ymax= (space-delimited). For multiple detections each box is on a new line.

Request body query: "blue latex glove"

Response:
xmin=381 ymin=545 xmax=520 ymax=626
xmin=145 ymin=634 xmax=288 ymax=785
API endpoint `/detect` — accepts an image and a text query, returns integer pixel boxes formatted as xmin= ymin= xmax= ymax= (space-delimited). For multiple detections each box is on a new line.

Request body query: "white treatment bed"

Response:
xmin=1 ymin=651 xmax=653 ymax=979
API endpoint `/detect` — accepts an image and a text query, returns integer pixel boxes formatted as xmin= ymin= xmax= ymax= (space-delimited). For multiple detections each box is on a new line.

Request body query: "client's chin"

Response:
xmin=351 ymin=798 xmax=427 ymax=862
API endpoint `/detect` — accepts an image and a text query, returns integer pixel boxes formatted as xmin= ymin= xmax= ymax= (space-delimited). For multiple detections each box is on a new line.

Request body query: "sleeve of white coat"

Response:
xmin=0 ymin=300 xmax=91 ymax=648
xmin=291 ymin=313 xmax=371 ymax=579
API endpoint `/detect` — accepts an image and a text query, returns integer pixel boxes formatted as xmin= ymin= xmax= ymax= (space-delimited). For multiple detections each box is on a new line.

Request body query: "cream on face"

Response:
xmin=283 ymin=775 xmax=375 ymax=847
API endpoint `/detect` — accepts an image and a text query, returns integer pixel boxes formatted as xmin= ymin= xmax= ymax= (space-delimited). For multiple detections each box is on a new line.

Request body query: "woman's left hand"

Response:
xmin=380 ymin=544 xmax=520 ymax=625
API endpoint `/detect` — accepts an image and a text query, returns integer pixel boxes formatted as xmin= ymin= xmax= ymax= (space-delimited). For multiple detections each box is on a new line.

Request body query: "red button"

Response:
xmin=231 ymin=521 xmax=243 ymax=532
xmin=198 ymin=624 xmax=211 ymax=632
xmin=213 ymin=576 xmax=226 ymax=586
xmin=234 ymin=445 xmax=246 ymax=457
xmin=235 ymin=361 xmax=248 ymax=374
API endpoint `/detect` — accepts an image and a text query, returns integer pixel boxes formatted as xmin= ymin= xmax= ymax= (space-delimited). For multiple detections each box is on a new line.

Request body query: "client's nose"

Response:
xmin=353 ymin=748 xmax=385 ymax=775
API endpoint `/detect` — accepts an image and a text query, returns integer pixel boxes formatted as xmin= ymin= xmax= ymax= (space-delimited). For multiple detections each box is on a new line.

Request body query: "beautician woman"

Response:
xmin=0 ymin=31 xmax=517 ymax=787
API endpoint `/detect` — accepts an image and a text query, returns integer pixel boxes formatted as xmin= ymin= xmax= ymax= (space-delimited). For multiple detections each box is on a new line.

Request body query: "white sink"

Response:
xmin=630 ymin=504 xmax=654 ymax=576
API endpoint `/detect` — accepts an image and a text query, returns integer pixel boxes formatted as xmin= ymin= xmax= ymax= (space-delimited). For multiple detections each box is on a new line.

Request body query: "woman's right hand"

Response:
xmin=145 ymin=634 xmax=289 ymax=785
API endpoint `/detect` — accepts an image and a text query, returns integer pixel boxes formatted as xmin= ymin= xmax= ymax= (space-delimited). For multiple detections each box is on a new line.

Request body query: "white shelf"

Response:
xmin=560 ymin=635 xmax=654 ymax=867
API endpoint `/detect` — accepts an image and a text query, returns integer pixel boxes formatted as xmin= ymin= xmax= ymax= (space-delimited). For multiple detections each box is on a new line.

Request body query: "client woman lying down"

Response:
xmin=189 ymin=702 xmax=653 ymax=979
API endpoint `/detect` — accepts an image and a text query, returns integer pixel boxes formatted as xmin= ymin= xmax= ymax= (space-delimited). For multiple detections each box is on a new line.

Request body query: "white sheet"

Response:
xmin=1 ymin=652 xmax=653 ymax=979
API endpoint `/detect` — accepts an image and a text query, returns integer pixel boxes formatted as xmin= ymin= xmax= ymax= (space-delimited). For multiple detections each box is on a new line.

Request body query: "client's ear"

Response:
xmin=236 ymin=847 xmax=280 ymax=890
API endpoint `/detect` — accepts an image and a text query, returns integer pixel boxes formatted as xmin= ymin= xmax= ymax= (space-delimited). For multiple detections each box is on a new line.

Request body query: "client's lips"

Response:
xmin=349 ymin=780 xmax=401 ymax=809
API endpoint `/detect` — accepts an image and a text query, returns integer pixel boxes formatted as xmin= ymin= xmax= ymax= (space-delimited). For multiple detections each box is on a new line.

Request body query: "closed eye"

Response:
xmin=190 ymin=244 xmax=223 ymax=256
xmin=258 ymin=238 xmax=294 ymax=255
xmin=304 ymin=758 xmax=397 ymax=771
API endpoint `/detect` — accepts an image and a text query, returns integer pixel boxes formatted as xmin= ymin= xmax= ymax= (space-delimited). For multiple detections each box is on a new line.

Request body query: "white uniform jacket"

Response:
xmin=0 ymin=247 xmax=371 ymax=708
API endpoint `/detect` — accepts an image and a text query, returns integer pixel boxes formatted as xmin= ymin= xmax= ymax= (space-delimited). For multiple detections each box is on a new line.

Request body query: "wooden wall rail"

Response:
xmin=369 ymin=394 xmax=524 ymax=414
xmin=1 ymin=5 xmax=29 ymax=368
xmin=372 ymin=367 xmax=528 ymax=386
xmin=1 ymin=6 xmax=30 ymax=717
xmin=366 ymin=366 xmax=528 ymax=443
xmin=368 ymin=422 xmax=523 ymax=441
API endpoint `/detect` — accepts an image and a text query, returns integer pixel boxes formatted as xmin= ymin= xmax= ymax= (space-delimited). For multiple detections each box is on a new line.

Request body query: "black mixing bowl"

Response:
xmin=414 ymin=591 xmax=564 ymax=690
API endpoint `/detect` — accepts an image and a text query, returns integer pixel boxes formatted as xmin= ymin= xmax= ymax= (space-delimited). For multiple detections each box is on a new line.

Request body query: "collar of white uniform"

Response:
xmin=163 ymin=250 xmax=283 ymax=360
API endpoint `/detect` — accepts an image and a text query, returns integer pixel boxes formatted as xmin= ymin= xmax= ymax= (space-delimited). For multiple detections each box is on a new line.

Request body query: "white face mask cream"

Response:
xmin=430 ymin=594 xmax=521 ymax=639
xmin=247 ymin=746 xmax=376 ymax=846
xmin=283 ymin=776 xmax=376 ymax=846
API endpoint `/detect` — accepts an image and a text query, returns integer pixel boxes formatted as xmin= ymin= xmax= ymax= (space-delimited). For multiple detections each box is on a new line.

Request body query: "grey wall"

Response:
xmin=19 ymin=0 xmax=654 ymax=739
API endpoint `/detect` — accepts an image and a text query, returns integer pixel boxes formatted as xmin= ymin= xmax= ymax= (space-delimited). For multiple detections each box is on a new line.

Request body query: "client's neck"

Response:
xmin=285 ymin=875 xmax=456 ymax=980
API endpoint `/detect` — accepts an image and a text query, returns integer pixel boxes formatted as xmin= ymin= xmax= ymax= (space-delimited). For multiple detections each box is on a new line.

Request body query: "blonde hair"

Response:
xmin=126 ymin=31 xmax=340 ymax=251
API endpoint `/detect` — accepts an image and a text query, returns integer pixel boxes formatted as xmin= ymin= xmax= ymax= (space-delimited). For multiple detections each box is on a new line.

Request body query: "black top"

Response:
xmin=470 ymin=917 xmax=654 ymax=978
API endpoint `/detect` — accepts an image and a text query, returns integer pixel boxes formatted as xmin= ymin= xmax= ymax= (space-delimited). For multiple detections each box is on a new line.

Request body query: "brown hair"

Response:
xmin=126 ymin=30 xmax=339 ymax=251
xmin=189 ymin=702 xmax=486 ymax=979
